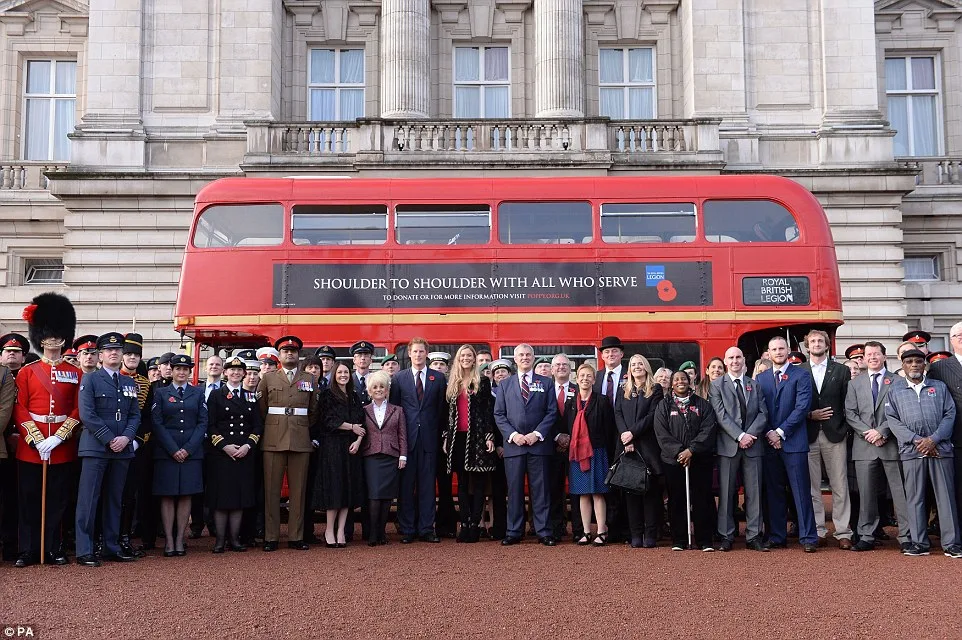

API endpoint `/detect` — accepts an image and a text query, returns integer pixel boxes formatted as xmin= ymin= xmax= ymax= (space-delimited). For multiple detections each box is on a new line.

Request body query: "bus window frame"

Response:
xmin=702 ymin=197 xmax=803 ymax=244
xmin=290 ymin=203 xmax=390 ymax=247
xmin=191 ymin=201 xmax=287 ymax=249
xmin=598 ymin=201 xmax=699 ymax=245
xmin=393 ymin=204 xmax=493 ymax=246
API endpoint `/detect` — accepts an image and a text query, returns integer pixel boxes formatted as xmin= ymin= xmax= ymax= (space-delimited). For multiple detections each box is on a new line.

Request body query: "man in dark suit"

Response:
xmin=710 ymin=346 xmax=769 ymax=551
xmin=548 ymin=353 xmax=576 ymax=540
xmin=494 ymin=343 xmax=559 ymax=546
xmin=756 ymin=335 xmax=818 ymax=552
xmin=845 ymin=340 xmax=911 ymax=551
xmin=76 ymin=332 xmax=141 ymax=566
xmin=389 ymin=337 xmax=446 ymax=543
xmin=799 ymin=330 xmax=853 ymax=549
xmin=593 ymin=336 xmax=630 ymax=542
xmin=925 ymin=321 xmax=962 ymax=529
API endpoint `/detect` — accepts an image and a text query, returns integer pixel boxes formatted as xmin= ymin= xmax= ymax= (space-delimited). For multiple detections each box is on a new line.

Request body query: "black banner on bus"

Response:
xmin=273 ymin=261 xmax=713 ymax=309
xmin=742 ymin=276 xmax=810 ymax=306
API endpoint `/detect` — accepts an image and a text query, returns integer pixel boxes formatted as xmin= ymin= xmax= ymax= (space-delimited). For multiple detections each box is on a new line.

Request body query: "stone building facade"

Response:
xmin=0 ymin=0 xmax=959 ymax=354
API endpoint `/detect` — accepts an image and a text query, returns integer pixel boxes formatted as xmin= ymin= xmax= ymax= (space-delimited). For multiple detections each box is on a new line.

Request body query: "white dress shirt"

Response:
xmin=810 ymin=358 xmax=827 ymax=393
xmin=372 ymin=398 xmax=388 ymax=428
xmin=600 ymin=364 xmax=623 ymax=396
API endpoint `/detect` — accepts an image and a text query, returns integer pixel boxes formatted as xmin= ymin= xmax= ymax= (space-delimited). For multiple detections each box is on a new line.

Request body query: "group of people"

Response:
xmin=2 ymin=293 xmax=961 ymax=566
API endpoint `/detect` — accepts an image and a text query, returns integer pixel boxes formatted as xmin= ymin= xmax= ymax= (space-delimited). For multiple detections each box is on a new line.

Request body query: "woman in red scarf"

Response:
xmin=566 ymin=363 xmax=617 ymax=545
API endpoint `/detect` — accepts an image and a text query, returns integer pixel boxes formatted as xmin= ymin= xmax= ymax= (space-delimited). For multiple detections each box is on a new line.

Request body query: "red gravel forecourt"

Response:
xmin=3 ymin=527 xmax=961 ymax=640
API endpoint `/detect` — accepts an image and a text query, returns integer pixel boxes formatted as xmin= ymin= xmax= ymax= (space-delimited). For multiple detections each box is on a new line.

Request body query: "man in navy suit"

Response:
xmin=756 ymin=335 xmax=819 ymax=552
xmin=390 ymin=337 xmax=446 ymax=543
xmin=494 ymin=343 xmax=559 ymax=546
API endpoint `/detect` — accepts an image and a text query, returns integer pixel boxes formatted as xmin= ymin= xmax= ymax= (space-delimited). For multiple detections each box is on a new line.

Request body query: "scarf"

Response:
xmin=569 ymin=392 xmax=594 ymax=472
xmin=672 ymin=393 xmax=691 ymax=412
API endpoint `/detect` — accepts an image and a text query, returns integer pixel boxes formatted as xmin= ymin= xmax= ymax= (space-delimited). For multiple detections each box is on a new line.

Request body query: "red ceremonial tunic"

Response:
xmin=13 ymin=359 xmax=82 ymax=465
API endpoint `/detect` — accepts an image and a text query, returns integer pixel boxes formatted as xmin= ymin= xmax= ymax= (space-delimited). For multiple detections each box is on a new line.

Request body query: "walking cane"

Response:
xmin=40 ymin=459 xmax=48 ymax=564
xmin=684 ymin=463 xmax=692 ymax=550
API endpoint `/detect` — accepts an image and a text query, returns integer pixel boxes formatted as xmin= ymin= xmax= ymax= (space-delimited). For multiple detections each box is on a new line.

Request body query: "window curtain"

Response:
xmin=910 ymin=95 xmax=937 ymax=156
xmin=340 ymin=50 xmax=364 ymax=84
xmin=339 ymin=89 xmax=364 ymax=120
xmin=455 ymin=47 xmax=480 ymax=81
xmin=484 ymin=86 xmax=509 ymax=118
xmin=24 ymin=99 xmax=50 ymax=161
xmin=628 ymin=48 xmax=653 ymax=83
xmin=599 ymin=49 xmax=623 ymax=83
xmin=484 ymin=47 xmax=508 ymax=81
xmin=310 ymin=88 xmax=336 ymax=120
xmin=310 ymin=49 xmax=335 ymax=84
xmin=53 ymin=99 xmax=74 ymax=161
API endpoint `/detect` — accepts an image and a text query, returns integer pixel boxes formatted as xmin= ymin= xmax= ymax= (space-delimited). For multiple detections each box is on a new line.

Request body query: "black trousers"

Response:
xmin=451 ymin=433 xmax=486 ymax=527
xmin=548 ymin=451 xmax=569 ymax=538
xmin=664 ymin=460 xmax=714 ymax=549
xmin=0 ymin=455 xmax=19 ymax=559
xmin=303 ymin=448 xmax=320 ymax=540
xmin=120 ymin=449 xmax=156 ymax=543
xmin=17 ymin=461 xmax=70 ymax=556
xmin=240 ymin=449 xmax=265 ymax=542
xmin=489 ymin=455 xmax=508 ymax=538
xmin=625 ymin=474 xmax=663 ymax=541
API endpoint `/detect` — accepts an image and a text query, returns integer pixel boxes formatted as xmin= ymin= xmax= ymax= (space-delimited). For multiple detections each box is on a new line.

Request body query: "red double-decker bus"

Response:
xmin=175 ymin=175 xmax=842 ymax=369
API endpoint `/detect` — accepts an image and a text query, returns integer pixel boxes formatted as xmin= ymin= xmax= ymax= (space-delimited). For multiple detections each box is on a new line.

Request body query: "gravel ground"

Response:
xmin=3 ymin=525 xmax=961 ymax=639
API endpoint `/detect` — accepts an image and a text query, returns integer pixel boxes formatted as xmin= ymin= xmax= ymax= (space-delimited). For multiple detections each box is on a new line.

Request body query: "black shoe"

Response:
xmin=45 ymin=551 xmax=69 ymax=565
xmin=539 ymin=536 xmax=557 ymax=547
xmin=14 ymin=553 xmax=36 ymax=568
xmin=900 ymin=542 xmax=914 ymax=554
xmin=119 ymin=540 xmax=145 ymax=558
xmin=718 ymin=539 xmax=733 ymax=552
xmin=102 ymin=550 xmax=138 ymax=562
xmin=501 ymin=536 xmax=521 ymax=546
xmin=642 ymin=535 xmax=657 ymax=549
xmin=304 ymin=534 xmax=320 ymax=545
xmin=336 ymin=542 xmax=347 ymax=548
xmin=746 ymin=539 xmax=770 ymax=552
xmin=767 ymin=542 xmax=788 ymax=549
xmin=262 ymin=541 xmax=279 ymax=552
xmin=400 ymin=535 xmax=416 ymax=544
xmin=229 ymin=540 xmax=247 ymax=552
xmin=419 ymin=533 xmax=441 ymax=543
xmin=852 ymin=540 xmax=875 ymax=552
xmin=287 ymin=540 xmax=310 ymax=550
xmin=629 ymin=537 xmax=644 ymax=549
xmin=875 ymin=528 xmax=892 ymax=541
xmin=368 ymin=540 xmax=378 ymax=547
xmin=212 ymin=543 xmax=226 ymax=554
xmin=76 ymin=554 xmax=101 ymax=567
xmin=803 ymin=543 xmax=818 ymax=553
xmin=174 ymin=548 xmax=186 ymax=557
xmin=163 ymin=550 xmax=177 ymax=558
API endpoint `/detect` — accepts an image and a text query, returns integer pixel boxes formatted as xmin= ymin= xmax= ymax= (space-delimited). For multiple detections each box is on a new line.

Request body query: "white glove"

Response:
xmin=36 ymin=435 xmax=64 ymax=459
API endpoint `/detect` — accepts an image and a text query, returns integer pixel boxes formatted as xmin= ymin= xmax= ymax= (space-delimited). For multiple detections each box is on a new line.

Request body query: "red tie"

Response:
xmin=521 ymin=375 xmax=530 ymax=403
xmin=557 ymin=386 xmax=566 ymax=415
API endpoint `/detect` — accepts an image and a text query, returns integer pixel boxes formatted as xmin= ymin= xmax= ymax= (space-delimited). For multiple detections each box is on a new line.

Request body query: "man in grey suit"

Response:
xmin=710 ymin=346 xmax=769 ymax=551
xmin=844 ymin=340 xmax=911 ymax=552
xmin=885 ymin=349 xmax=962 ymax=558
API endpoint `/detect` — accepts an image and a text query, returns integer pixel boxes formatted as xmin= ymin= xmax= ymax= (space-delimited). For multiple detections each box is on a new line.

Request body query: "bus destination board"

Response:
xmin=742 ymin=276 xmax=810 ymax=306
xmin=274 ymin=261 xmax=713 ymax=309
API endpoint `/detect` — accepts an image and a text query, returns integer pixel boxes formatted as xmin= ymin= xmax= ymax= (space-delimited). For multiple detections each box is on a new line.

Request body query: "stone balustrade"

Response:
xmin=0 ymin=163 xmax=67 ymax=191
xmin=900 ymin=157 xmax=962 ymax=186
xmin=244 ymin=118 xmax=723 ymax=169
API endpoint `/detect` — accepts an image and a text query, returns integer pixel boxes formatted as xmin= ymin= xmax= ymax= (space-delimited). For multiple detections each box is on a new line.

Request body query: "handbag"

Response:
xmin=604 ymin=450 xmax=650 ymax=495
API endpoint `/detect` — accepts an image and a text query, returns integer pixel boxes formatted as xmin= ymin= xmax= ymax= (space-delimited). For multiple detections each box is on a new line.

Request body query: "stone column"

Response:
xmin=380 ymin=0 xmax=430 ymax=119
xmin=535 ymin=0 xmax=584 ymax=117
xmin=819 ymin=0 xmax=882 ymax=126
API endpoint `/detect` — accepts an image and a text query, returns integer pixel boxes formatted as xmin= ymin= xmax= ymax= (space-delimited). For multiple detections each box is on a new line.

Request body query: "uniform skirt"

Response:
xmin=153 ymin=457 xmax=204 ymax=497
xmin=206 ymin=449 xmax=258 ymax=510
xmin=363 ymin=454 xmax=400 ymax=500
xmin=568 ymin=447 xmax=610 ymax=496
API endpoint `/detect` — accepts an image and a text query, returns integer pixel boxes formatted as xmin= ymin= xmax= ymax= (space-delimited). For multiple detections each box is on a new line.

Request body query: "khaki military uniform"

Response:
xmin=257 ymin=368 xmax=320 ymax=542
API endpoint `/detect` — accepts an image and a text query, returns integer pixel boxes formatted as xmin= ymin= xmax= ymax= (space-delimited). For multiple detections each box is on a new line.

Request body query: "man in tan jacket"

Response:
xmin=257 ymin=336 xmax=321 ymax=551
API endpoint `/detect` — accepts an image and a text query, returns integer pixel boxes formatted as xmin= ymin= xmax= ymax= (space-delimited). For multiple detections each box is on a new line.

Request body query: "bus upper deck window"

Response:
xmin=395 ymin=204 xmax=490 ymax=245
xmin=498 ymin=202 xmax=592 ymax=244
xmin=703 ymin=200 xmax=800 ymax=243
xmin=600 ymin=203 xmax=697 ymax=243
xmin=192 ymin=204 xmax=284 ymax=248
xmin=292 ymin=205 xmax=388 ymax=245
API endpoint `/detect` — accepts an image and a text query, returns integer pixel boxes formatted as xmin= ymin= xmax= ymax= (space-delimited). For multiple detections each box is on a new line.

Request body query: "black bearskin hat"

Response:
xmin=22 ymin=292 xmax=77 ymax=353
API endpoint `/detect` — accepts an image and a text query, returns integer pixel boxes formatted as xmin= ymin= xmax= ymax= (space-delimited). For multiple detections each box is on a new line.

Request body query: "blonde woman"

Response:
xmin=613 ymin=354 xmax=666 ymax=548
xmin=443 ymin=344 xmax=496 ymax=543
xmin=752 ymin=359 xmax=772 ymax=378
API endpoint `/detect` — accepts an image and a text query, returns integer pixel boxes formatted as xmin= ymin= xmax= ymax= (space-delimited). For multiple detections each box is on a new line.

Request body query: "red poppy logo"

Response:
xmin=429 ymin=376 xmax=435 ymax=381
xmin=883 ymin=378 xmax=891 ymax=385
xmin=657 ymin=279 xmax=677 ymax=302
xmin=780 ymin=374 xmax=788 ymax=381
xmin=927 ymin=387 xmax=936 ymax=396
xmin=168 ymin=396 xmax=177 ymax=403
xmin=226 ymin=392 xmax=234 ymax=400
xmin=745 ymin=385 xmax=752 ymax=392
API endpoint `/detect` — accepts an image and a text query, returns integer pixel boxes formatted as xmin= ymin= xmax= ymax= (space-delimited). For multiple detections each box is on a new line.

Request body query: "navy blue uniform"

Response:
xmin=76 ymin=367 xmax=140 ymax=557
xmin=151 ymin=384 xmax=208 ymax=496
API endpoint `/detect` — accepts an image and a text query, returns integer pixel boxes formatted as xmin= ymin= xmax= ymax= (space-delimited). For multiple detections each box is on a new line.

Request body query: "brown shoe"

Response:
xmin=838 ymin=538 xmax=853 ymax=551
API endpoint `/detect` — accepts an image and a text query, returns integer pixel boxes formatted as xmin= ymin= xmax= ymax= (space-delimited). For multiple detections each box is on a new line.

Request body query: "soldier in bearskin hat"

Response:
xmin=12 ymin=293 xmax=82 ymax=567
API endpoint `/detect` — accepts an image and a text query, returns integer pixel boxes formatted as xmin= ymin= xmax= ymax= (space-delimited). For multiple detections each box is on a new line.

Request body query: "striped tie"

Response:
xmin=521 ymin=374 xmax=530 ymax=403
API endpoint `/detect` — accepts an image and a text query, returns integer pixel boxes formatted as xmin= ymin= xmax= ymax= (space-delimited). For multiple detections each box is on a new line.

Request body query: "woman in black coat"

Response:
xmin=443 ymin=345 xmax=496 ymax=543
xmin=312 ymin=362 xmax=365 ymax=547
xmin=654 ymin=370 xmax=717 ymax=551
xmin=613 ymin=354 xmax=665 ymax=548
xmin=566 ymin=364 xmax=618 ymax=545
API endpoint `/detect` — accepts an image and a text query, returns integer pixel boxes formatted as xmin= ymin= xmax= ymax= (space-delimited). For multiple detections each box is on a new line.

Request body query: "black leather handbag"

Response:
xmin=604 ymin=450 xmax=650 ymax=495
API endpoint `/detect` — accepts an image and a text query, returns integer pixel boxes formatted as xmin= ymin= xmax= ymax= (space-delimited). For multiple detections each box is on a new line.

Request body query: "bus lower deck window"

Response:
xmin=703 ymin=199 xmax=800 ymax=243
xmin=192 ymin=204 xmax=284 ymax=248
xmin=292 ymin=204 xmax=388 ymax=245
xmin=600 ymin=202 xmax=696 ymax=243
xmin=498 ymin=201 xmax=592 ymax=244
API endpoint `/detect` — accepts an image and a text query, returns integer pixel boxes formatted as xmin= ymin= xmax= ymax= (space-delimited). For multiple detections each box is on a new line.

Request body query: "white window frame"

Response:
xmin=885 ymin=54 xmax=944 ymax=157
xmin=307 ymin=48 xmax=365 ymax=121
xmin=598 ymin=47 xmax=657 ymax=120
xmin=903 ymin=254 xmax=941 ymax=282
xmin=452 ymin=45 xmax=511 ymax=119
xmin=22 ymin=59 xmax=76 ymax=161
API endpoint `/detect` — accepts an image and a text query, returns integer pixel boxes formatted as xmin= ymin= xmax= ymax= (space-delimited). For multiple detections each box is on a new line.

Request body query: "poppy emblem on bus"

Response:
xmin=657 ymin=280 xmax=677 ymax=302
